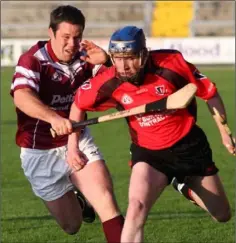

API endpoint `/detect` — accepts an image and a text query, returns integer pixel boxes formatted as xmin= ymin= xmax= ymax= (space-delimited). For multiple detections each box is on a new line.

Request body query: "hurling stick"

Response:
xmin=212 ymin=107 xmax=235 ymax=150
xmin=50 ymin=83 xmax=197 ymax=138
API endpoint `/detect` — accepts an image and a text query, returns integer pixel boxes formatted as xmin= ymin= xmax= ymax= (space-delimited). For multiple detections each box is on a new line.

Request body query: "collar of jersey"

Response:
xmin=47 ymin=40 xmax=60 ymax=63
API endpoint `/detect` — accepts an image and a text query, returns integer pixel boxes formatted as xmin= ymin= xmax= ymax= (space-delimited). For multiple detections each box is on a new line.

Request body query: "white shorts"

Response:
xmin=20 ymin=127 xmax=103 ymax=201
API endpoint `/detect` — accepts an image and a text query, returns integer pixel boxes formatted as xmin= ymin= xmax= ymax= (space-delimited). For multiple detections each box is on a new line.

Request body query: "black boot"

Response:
xmin=74 ymin=190 xmax=96 ymax=223
xmin=171 ymin=177 xmax=196 ymax=204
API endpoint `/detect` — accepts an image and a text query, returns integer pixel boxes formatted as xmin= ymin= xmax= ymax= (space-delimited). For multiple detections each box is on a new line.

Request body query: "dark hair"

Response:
xmin=49 ymin=5 xmax=85 ymax=34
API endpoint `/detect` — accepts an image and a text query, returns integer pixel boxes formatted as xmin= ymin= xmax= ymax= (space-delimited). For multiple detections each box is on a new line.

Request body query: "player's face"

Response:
xmin=49 ymin=22 xmax=83 ymax=62
xmin=112 ymin=55 xmax=141 ymax=79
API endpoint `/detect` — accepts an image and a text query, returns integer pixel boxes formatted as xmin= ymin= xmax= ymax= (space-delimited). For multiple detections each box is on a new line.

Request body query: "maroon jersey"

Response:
xmin=75 ymin=50 xmax=217 ymax=150
xmin=10 ymin=40 xmax=104 ymax=149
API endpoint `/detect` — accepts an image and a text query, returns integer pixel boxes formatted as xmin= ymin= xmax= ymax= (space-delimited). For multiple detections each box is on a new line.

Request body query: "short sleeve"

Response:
xmin=10 ymin=54 xmax=41 ymax=96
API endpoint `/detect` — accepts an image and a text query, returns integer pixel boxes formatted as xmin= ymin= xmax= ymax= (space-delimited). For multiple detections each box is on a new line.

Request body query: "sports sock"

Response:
xmin=178 ymin=183 xmax=195 ymax=202
xmin=102 ymin=215 xmax=124 ymax=243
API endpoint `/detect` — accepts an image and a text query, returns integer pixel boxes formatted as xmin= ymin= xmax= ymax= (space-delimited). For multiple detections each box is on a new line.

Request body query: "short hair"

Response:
xmin=49 ymin=5 xmax=85 ymax=34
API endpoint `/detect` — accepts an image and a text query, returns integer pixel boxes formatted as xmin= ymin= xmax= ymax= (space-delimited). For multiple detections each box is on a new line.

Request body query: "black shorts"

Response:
xmin=130 ymin=125 xmax=218 ymax=184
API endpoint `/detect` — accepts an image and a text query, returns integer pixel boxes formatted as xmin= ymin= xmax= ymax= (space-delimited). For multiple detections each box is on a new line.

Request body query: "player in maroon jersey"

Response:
xmin=72 ymin=26 xmax=233 ymax=242
xmin=10 ymin=5 xmax=124 ymax=242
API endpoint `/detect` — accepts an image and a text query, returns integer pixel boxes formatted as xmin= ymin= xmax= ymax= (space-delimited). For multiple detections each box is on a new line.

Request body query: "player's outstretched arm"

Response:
xmin=54 ymin=83 xmax=197 ymax=133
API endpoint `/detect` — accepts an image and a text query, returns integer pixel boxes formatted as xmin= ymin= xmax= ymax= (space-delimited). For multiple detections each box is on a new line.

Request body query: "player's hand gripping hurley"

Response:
xmin=50 ymin=83 xmax=197 ymax=138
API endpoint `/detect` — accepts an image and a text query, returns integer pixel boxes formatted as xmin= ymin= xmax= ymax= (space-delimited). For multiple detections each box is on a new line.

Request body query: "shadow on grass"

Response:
xmin=2 ymin=211 xmax=207 ymax=223
xmin=2 ymin=215 xmax=53 ymax=221
xmin=2 ymin=215 xmax=102 ymax=225
xmin=148 ymin=210 xmax=208 ymax=220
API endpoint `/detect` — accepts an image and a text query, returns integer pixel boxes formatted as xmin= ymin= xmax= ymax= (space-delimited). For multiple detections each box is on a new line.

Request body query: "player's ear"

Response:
xmin=48 ymin=28 xmax=54 ymax=39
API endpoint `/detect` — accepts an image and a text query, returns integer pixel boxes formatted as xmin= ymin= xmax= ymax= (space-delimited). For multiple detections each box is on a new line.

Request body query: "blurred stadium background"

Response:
xmin=1 ymin=1 xmax=235 ymax=37
xmin=1 ymin=1 xmax=235 ymax=243
xmin=1 ymin=1 xmax=235 ymax=66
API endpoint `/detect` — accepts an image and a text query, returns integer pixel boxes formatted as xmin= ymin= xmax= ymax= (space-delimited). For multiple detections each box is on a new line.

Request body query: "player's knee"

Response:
xmin=213 ymin=206 xmax=231 ymax=223
xmin=216 ymin=211 xmax=231 ymax=223
xmin=61 ymin=222 xmax=82 ymax=235
xmin=127 ymin=198 xmax=145 ymax=221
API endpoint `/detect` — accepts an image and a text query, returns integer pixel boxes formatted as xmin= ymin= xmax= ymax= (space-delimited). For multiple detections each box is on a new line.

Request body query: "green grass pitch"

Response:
xmin=1 ymin=67 xmax=235 ymax=243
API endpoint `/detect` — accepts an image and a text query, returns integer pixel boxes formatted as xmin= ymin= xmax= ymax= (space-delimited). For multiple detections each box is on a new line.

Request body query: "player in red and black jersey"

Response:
xmin=10 ymin=5 xmax=124 ymax=242
xmin=73 ymin=26 xmax=234 ymax=242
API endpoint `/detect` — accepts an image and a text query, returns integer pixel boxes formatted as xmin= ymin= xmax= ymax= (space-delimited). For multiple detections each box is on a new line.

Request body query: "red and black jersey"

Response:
xmin=10 ymin=40 xmax=106 ymax=149
xmin=75 ymin=50 xmax=217 ymax=150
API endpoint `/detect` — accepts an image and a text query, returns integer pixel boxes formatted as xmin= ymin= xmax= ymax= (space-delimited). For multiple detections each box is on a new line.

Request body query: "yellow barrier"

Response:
xmin=151 ymin=1 xmax=193 ymax=37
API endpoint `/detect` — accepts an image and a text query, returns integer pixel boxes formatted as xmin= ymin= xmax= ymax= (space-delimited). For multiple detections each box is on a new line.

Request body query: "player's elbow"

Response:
xmin=76 ymin=100 xmax=95 ymax=112
xmin=74 ymin=92 xmax=95 ymax=112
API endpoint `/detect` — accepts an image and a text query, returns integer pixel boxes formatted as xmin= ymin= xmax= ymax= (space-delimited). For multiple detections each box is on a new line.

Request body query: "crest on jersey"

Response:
xmin=81 ymin=80 xmax=92 ymax=90
xmin=121 ymin=94 xmax=133 ymax=104
xmin=52 ymin=72 xmax=62 ymax=82
xmin=155 ymin=85 xmax=166 ymax=95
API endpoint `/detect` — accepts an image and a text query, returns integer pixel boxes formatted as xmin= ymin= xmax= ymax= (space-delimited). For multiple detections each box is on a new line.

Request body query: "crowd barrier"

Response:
xmin=1 ymin=37 xmax=234 ymax=66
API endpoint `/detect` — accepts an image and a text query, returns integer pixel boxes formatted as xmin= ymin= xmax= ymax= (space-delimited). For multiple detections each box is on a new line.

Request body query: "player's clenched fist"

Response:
xmin=66 ymin=147 xmax=88 ymax=172
xmin=79 ymin=40 xmax=108 ymax=65
xmin=49 ymin=115 xmax=73 ymax=136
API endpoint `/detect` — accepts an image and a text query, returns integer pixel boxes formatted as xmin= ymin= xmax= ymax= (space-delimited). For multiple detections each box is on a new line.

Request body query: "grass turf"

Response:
xmin=1 ymin=67 xmax=235 ymax=243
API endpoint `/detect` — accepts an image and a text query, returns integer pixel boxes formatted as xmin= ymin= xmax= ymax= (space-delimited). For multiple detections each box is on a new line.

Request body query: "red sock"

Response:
xmin=128 ymin=160 xmax=132 ymax=168
xmin=188 ymin=188 xmax=194 ymax=201
xmin=102 ymin=215 xmax=124 ymax=243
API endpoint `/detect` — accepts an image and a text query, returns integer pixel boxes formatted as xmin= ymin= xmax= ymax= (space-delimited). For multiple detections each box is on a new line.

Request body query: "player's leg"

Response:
xmin=171 ymin=125 xmax=231 ymax=222
xmin=121 ymin=162 xmax=168 ymax=243
xmin=20 ymin=147 xmax=83 ymax=234
xmin=182 ymin=174 xmax=231 ymax=222
xmin=71 ymin=160 xmax=121 ymax=222
xmin=44 ymin=190 xmax=83 ymax=234
xmin=55 ymin=134 xmax=96 ymax=223
xmin=71 ymin=160 xmax=124 ymax=242
xmin=70 ymin=128 xmax=124 ymax=243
